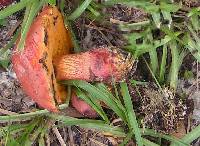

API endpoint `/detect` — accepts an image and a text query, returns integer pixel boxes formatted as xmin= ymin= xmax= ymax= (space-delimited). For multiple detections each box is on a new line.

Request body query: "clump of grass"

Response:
xmin=1 ymin=80 xmax=200 ymax=145
xmin=103 ymin=0 xmax=198 ymax=90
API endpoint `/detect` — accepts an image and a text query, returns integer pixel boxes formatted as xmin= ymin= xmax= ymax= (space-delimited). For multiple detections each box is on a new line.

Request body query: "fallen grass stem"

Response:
xmin=0 ymin=104 xmax=68 ymax=122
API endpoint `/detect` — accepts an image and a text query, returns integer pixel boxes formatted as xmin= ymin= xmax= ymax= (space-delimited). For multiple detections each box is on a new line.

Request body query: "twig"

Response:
xmin=111 ymin=118 xmax=123 ymax=125
xmin=89 ymin=138 xmax=107 ymax=146
xmin=84 ymin=24 xmax=116 ymax=34
xmin=65 ymin=19 xmax=81 ymax=53
xmin=45 ymin=133 xmax=50 ymax=146
xmin=62 ymin=127 xmax=68 ymax=142
xmin=0 ymin=108 xmax=18 ymax=115
xmin=68 ymin=126 xmax=75 ymax=146
xmin=0 ymin=103 xmax=68 ymax=122
xmin=6 ymin=20 xmax=21 ymax=38
xmin=52 ymin=126 xmax=66 ymax=146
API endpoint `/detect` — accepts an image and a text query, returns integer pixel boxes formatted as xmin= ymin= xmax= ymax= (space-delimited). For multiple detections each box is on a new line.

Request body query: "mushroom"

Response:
xmin=71 ymin=91 xmax=98 ymax=118
xmin=12 ymin=6 xmax=134 ymax=115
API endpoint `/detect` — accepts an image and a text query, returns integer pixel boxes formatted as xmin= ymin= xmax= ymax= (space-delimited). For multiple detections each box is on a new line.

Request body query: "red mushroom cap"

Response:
xmin=12 ymin=6 xmax=72 ymax=112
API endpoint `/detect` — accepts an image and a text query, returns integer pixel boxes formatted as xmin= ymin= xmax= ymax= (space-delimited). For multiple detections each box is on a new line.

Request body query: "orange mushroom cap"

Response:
xmin=11 ymin=6 xmax=72 ymax=112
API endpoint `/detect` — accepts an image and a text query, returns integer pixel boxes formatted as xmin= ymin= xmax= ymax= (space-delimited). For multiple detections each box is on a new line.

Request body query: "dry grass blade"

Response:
xmin=52 ymin=126 xmax=67 ymax=146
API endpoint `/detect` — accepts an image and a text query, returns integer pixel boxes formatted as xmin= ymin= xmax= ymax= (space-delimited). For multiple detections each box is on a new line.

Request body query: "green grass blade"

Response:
xmin=177 ymin=50 xmax=186 ymax=70
xmin=0 ymin=104 xmax=68 ymax=122
xmin=0 ymin=29 xmax=19 ymax=68
xmin=149 ymin=47 xmax=158 ymax=75
xmin=143 ymin=138 xmax=160 ymax=146
xmin=161 ymin=11 xmax=172 ymax=27
xmin=76 ymin=89 xmax=109 ymax=123
xmin=16 ymin=119 xmax=39 ymax=145
xmin=68 ymin=0 xmax=92 ymax=20
xmin=0 ymin=123 xmax=29 ymax=137
xmin=0 ymin=30 xmax=20 ymax=57
xmin=87 ymin=5 xmax=100 ymax=17
xmin=0 ymin=0 xmax=34 ymax=19
xmin=119 ymin=20 xmax=150 ymax=31
xmin=188 ymin=7 xmax=200 ymax=17
xmin=18 ymin=0 xmax=46 ymax=51
xmin=154 ymin=32 xmax=181 ymax=49
xmin=120 ymin=82 xmax=143 ymax=146
xmin=62 ymin=9 xmax=81 ymax=53
xmin=146 ymin=33 xmax=159 ymax=75
xmin=50 ymin=114 xmax=126 ymax=137
xmin=30 ymin=120 xmax=48 ymax=144
xmin=96 ymin=83 xmax=126 ymax=112
xmin=47 ymin=0 xmax=56 ymax=5
xmin=187 ymin=25 xmax=200 ymax=62
xmin=143 ymin=57 xmax=162 ymax=91
xmin=130 ymin=80 xmax=147 ymax=86
xmin=143 ymin=128 xmax=187 ymax=146
xmin=78 ymin=124 xmax=125 ymax=137
xmin=39 ymin=135 xmax=45 ymax=146
xmin=159 ymin=2 xmax=180 ymax=13
xmin=62 ymin=80 xmax=127 ymax=121
xmin=187 ymin=38 xmax=200 ymax=62
xmin=119 ymin=132 xmax=133 ymax=146
xmin=190 ymin=15 xmax=200 ymax=31
xmin=183 ymin=125 xmax=200 ymax=143
xmin=65 ymin=86 xmax=72 ymax=106
xmin=17 ymin=1 xmax=32 ymax=49
xmin=168 ymin=42 xmax=179 ymax=89
xmin=188 ymin=25 xmax=200 ymax=46
xmin=0 ymin=18 xmax=8 ymax=25
xmin=159 ymin=45 xmax=167 ymax=83
xmin=112 ymin=80 xmax=121 ymax=101
xmin=161 ymin=27 xmax=185 ymax=45
xmin=170 ymin=124 xmax=200 ymax=146
xmin=119 ymin=132 xmax=158 ymax=146
xmin=51 ymin=114 xmax=106 ymax=126
xmin=151 ymin=12 xmax=161 ymax=28
xmin=4 ymin=135 xmax=20 ymax=146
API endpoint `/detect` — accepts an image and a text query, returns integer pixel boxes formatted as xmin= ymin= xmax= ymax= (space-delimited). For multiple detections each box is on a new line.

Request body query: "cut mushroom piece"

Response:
xmin=11 ymin=6 xmax=72 ymax=112
xmin=71 ymin=92 xmax=98 ymax=118
xmin=55 ymin=48 xmax=134 ymax=82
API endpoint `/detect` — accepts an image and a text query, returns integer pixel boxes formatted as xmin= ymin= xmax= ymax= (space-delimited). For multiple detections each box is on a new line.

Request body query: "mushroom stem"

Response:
xmin=55 ymin=48 xmax=134 ymax=82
